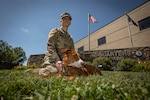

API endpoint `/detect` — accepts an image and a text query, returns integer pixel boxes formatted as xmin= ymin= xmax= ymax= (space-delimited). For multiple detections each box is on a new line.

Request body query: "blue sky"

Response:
xmin=0 ymin=0 xmax=147 ymax=65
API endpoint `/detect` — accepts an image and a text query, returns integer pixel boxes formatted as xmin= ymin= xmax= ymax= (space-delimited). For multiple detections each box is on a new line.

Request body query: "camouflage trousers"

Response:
xmin=39 ymin=55 xmax=58 ymax=75
xmin=39 ymin=65 xmax=58 ymax=76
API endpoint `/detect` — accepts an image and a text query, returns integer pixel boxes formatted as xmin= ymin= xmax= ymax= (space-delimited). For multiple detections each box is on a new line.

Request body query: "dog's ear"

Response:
xmin=72 ymin=50 xmax=78 ymax=55
xmin=61 ymin=48 xmax=71 ymax=53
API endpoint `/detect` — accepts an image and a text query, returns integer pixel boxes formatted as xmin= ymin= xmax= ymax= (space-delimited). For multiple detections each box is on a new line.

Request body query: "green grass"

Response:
xmin=0 ymin=70 xmax=150 ymax=100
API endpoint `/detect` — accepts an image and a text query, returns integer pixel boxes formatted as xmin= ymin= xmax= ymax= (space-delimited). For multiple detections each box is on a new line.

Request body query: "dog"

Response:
xmin=61 ymin=48 xmax=102 ymax=77
xmin=61 ymin=48 xmax=84 ymax=68
xmin=61 ymin=48 xmax=88 ymax=76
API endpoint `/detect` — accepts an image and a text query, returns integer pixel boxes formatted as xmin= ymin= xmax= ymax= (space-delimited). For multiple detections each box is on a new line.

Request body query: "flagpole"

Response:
xmin=88 ymin=12 xmax=90 ymax=51
xmin=126 ymin=14 xmax=133 ymax=48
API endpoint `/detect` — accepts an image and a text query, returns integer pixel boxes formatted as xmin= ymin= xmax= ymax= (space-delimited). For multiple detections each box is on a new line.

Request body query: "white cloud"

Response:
xmin=21 ymin=27 xmax=29 ymax=33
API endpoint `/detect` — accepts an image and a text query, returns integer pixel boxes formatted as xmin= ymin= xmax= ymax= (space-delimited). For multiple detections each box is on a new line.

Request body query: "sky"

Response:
xmin=0 ymin=0 xmax=147 ymax=65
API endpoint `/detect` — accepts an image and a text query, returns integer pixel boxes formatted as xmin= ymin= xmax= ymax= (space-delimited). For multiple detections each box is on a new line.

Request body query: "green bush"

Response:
xmin=14 ymin=63 xmax=38 ymax=70
xmin=14 ymin=65 xmax=27 ymax=70
xmin=117 ymin=58 xmax=137 ymax=71
xmin=92 ymin=57 xmax=112 ymax=70
xmin=132 ymin=62 xmax=145 ymax=72
xmin=27 ymin=63 xmax=38 ymax=69
xmin=132 ymin=61 xmax=150 ymax=72
xmin=144 ymin=61 xmax=150 ymax=71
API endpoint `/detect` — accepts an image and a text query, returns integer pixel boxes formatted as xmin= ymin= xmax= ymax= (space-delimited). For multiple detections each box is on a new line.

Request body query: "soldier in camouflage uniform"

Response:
xmin=39 ymin=12 xmax=75 ymax=76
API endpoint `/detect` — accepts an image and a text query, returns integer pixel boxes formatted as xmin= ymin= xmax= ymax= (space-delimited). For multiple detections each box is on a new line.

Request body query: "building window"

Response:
xmin=139 ymin=16 xmax=150 ymax=31
xmin=78 ymin=46 xmax=84 ymax=52
xmin=98 ymin=36 xmax=106 ymax=46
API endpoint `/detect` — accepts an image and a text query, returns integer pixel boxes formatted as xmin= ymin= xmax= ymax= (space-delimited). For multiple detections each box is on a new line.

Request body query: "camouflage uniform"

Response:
xmin=39 ymin=27 xmax=74 ymax=75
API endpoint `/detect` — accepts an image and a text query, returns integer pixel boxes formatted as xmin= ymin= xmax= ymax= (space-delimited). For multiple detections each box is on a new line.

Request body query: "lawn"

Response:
xmin=0 ymin=70 xmax=150 ymax=100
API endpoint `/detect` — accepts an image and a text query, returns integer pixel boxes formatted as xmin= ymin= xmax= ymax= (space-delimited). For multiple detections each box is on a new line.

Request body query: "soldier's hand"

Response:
xmin=56 ymin=61 xmax=63 ymax=72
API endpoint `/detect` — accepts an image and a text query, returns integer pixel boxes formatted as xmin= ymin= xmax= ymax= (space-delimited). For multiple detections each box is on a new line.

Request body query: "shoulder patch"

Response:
xmin=50 ymin=28 xmax=58 ymax=34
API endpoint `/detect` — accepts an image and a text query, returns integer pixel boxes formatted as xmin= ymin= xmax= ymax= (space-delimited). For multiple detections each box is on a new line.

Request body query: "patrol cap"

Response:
xmin=60 ymin=12 xmax=72 ymax=20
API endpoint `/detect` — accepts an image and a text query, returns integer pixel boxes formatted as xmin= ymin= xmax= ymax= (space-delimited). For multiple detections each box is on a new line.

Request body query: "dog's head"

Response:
xmin=61 ymin=48 xmax=84 ymax=68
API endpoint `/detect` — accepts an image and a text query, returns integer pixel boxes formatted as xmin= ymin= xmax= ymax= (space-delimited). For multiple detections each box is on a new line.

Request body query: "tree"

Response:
xmin=13 ymin=47 xmax=27 ymax=65
xmin=0 ymin=40 xmax=27 ymax=69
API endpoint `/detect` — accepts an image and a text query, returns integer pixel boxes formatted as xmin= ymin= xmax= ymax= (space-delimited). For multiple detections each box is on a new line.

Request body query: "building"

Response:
xmin=75 ymin=1 xmax=150 ymax=52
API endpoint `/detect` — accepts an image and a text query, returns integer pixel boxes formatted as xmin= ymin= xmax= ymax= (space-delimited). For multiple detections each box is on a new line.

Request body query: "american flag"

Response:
xmin=89 ymin=14 xmax=97 ymax=23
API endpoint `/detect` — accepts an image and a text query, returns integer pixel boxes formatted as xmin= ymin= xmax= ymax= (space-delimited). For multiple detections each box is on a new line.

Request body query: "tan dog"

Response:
xmin=61 ymin=48 xmax=102 ymax=77
xmin=61 ymin=49 xmax=84 ymax=68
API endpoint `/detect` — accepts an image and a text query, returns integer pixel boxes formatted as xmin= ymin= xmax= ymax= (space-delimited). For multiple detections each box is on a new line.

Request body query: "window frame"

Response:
xmin=138 ymin=16 xmax=150 ymax=31
xmin=78 ymin=46 xmax=84 ymax=52
xmin=98 ymin=36 xmax=106 ymax=46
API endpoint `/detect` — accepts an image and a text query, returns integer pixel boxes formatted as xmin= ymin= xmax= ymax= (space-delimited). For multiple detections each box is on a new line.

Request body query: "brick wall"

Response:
xmin=27 ymin=54 xmax=45 ymax=67
xmin=27 ymin=47 xmax=150 ymax=67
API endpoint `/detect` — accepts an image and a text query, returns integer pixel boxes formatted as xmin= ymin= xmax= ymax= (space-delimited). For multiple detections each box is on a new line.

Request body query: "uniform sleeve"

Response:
xmin=70 ymin=35 xmax=75 ymax=50
xmin=46 ymin=28 xmax=61 ymax=63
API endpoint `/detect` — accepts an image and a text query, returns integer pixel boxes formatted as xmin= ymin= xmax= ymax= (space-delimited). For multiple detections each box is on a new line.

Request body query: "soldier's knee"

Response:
xmin=46 ymin=65 xmax=58 ymax=73
xmin=39 ymin=65 xmax=58 ymax=76
xmin=39 ymin=68 xmax=47 ymax=76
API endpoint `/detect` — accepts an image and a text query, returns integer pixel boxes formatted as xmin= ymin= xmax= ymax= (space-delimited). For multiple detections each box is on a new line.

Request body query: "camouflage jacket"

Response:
xmin=43 ymin=27 xmax=75 ymax=66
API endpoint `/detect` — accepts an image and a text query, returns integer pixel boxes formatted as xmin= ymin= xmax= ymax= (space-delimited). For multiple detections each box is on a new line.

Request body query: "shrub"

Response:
xmin=131 ymin=62 xmax=145 ymax=72
xmin=14 ymin=65 xmax=27 ymax=70
xmin=117 ymin=58 xmax=137 ymax=71
xmin=92 ymin=57 xmax=112 ymax=70
xmin=132 ymin=61 xmax=150 ymax=72
xmin=27 ymin=63 xmax=38 ymax=69
xmin=144 ymin=61 xmax=150 ymax=72
xmin=14 ymin=63 xmax=38 ymax=70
